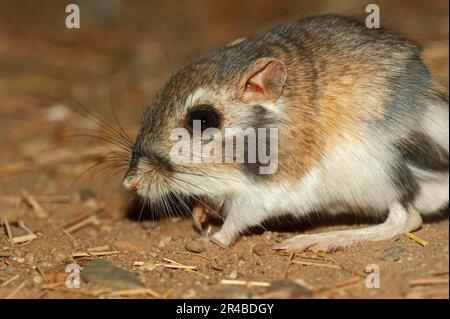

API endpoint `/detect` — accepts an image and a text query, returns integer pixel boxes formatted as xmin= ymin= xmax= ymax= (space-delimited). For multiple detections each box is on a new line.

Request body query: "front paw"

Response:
xmin=211 ymin=230 xmax=236 ymax=247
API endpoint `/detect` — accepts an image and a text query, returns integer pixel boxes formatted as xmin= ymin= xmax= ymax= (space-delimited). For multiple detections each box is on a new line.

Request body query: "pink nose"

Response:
xmin=123 ymin=176 xmax=138 ymax=193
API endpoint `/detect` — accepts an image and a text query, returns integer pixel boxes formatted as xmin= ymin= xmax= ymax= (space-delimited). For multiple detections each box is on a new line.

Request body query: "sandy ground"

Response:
xmin=0 ymin=1 xmax=448 ymax=299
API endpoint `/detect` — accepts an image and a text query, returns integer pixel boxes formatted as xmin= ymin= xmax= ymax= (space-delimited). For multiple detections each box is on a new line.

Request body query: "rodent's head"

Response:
xmin=123 ymin=39 xmax=287 ymax=203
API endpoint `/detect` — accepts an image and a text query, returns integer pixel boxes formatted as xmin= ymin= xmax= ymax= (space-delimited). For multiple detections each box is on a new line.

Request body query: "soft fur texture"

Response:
xmin=124 ymin=15 xmax=449 ymax=251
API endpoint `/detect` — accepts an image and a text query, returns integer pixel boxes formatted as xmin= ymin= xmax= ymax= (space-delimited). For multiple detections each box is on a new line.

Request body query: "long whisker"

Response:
xmin=68 ymin=134 xmax=132 ymax=156
xmin=107 ymin=74 xmax=134 ymax=145
xmin=70 ymin=129 xmax=133 ymax=148
xmin=58 ymin=87 xmax=134 ymax=146
xmin=170 ymin=192 xmax=192 ymax=218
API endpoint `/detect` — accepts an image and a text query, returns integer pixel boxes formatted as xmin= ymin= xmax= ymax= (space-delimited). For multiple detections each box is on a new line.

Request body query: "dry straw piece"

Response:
xmin=409 ymin=278 xmax=449 ymax=286
xmin=219 ymin=279 xmax=271 ymax=288
xmin=404 ymin=232 xmax=428 ymax=246
xmin=291 ymin=260 xmax=342 ymax=270
xmin=20 ymin=190 xmax=49 ymax=219
xmin=2 ymin=216 xmax=14 ymax=246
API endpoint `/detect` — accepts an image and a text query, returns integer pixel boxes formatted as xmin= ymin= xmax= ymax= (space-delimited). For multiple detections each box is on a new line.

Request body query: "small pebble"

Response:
xmin=158 ymin=236 xmax=172 ymax=248
xmin=141 ymin=221 xmax=157 ymax=230
xmin=148 ymin=252 xmax=158 ymax=258
xmin=25 ymin=252 xmax=34 ymax=263
xmin=182 ymin=289 xmax=196 ymax=298
xmin=251 ymin=244 xmax=266 ymax=257
xmin=379 ymin=245 xmax=405 ymax=262
xmin=37 ymin=261 xmax=52 ymax=268
xmin=140 ymin=261 xmax=158 ymax=272
xmin=211 ymin=259 xmax=223 ymax=271
xmin=33 ymin=276 xmax=43 ymax=284
xmin=228 ymin=269 xmax=238 ymax=280
xmin=184 ymin=241 xmax=206 ymax=254
xmin=82 ymin=259 xmax=145 ymax=289
xmin=17 ymin=257 xmax=25 ymax=264
xmin=54 ymin=250 xmax=68 ymax=262
xmin=5 ymin=267 xmax=15 ymax=273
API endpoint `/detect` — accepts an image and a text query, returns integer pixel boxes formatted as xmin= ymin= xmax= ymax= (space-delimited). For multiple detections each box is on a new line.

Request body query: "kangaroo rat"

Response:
xmin=123 ymin=15 xmax=449 ymax=252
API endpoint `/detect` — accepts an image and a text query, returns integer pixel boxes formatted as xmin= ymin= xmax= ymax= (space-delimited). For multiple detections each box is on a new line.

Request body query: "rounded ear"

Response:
xmin=236 ymin=58 xmax=287 ymax=103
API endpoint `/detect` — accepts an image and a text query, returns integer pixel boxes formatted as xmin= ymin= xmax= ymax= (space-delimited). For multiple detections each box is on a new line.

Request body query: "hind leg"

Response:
xmin=273 ymin=202 xmax=422 ymax=252
xmin=406 ymin=205 xmax=422 ymax=231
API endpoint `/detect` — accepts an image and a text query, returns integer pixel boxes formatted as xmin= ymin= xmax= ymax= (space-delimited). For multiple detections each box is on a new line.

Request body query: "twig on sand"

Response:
xmin=1 ymin=274 xmax=20 ymax=287
xmin=163 ymin=257 xmax=209 ymax=278
xmin=20 ymin=190 xmax=49 ymax=219
xmin=87 ymin=245 xmax=110 ymax=252
xmin=62 ymin=229 xmax=75 ymax=241
xmin=135 ymin=260 xmax=197 ymax=271
xmin=64 ymin=215 xmax=99 ymax=234
xmin=36 ymin=265 xmax=46 ymax=281
xmin=409 ymin=278 xmax=449 ymax=286
xmin=72 ymin=250 xmax=119 ymax=258
xmin=219 ymin=279 xmax=271 ymax=288
xmin=283 ymin=252 xmax=295 ymax=279
xmin=17 ymin=220 xmax=33 ymax=234
xmin=163 ymin=264 xmax=197 ymax=270
xmin=134 ymin=259 xmax=198 ymax=270
xmin=2 ymin=216 xmax=14 ymax=247
xmin=296 ymin=252 xmax=334 ymax=262
xmin=13 ymin=234 xmax=37 ymax=244
xmin=430 ymin=270 xmax=449 ymax=276
xmin=328 ymin=256 xmax=366 ymax=277
xmin=292 ymin=260 xmax=342 ymax=270
xmin=176 ymin=251 xmax=213 ymax=262
xmin=5 ymin=281 xmax=27 ymax=299
xmin=10 ymin=220 xmax=38 ymax=244
xmin=61 ymin=206 xmax=104 ymax=234
xmin=404 ymin=232 xmax=428 ymax=246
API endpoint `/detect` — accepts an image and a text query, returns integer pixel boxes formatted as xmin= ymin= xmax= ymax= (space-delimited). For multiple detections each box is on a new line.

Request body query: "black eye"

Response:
xmin=185 ymin=105 xmax=221 ymax=132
